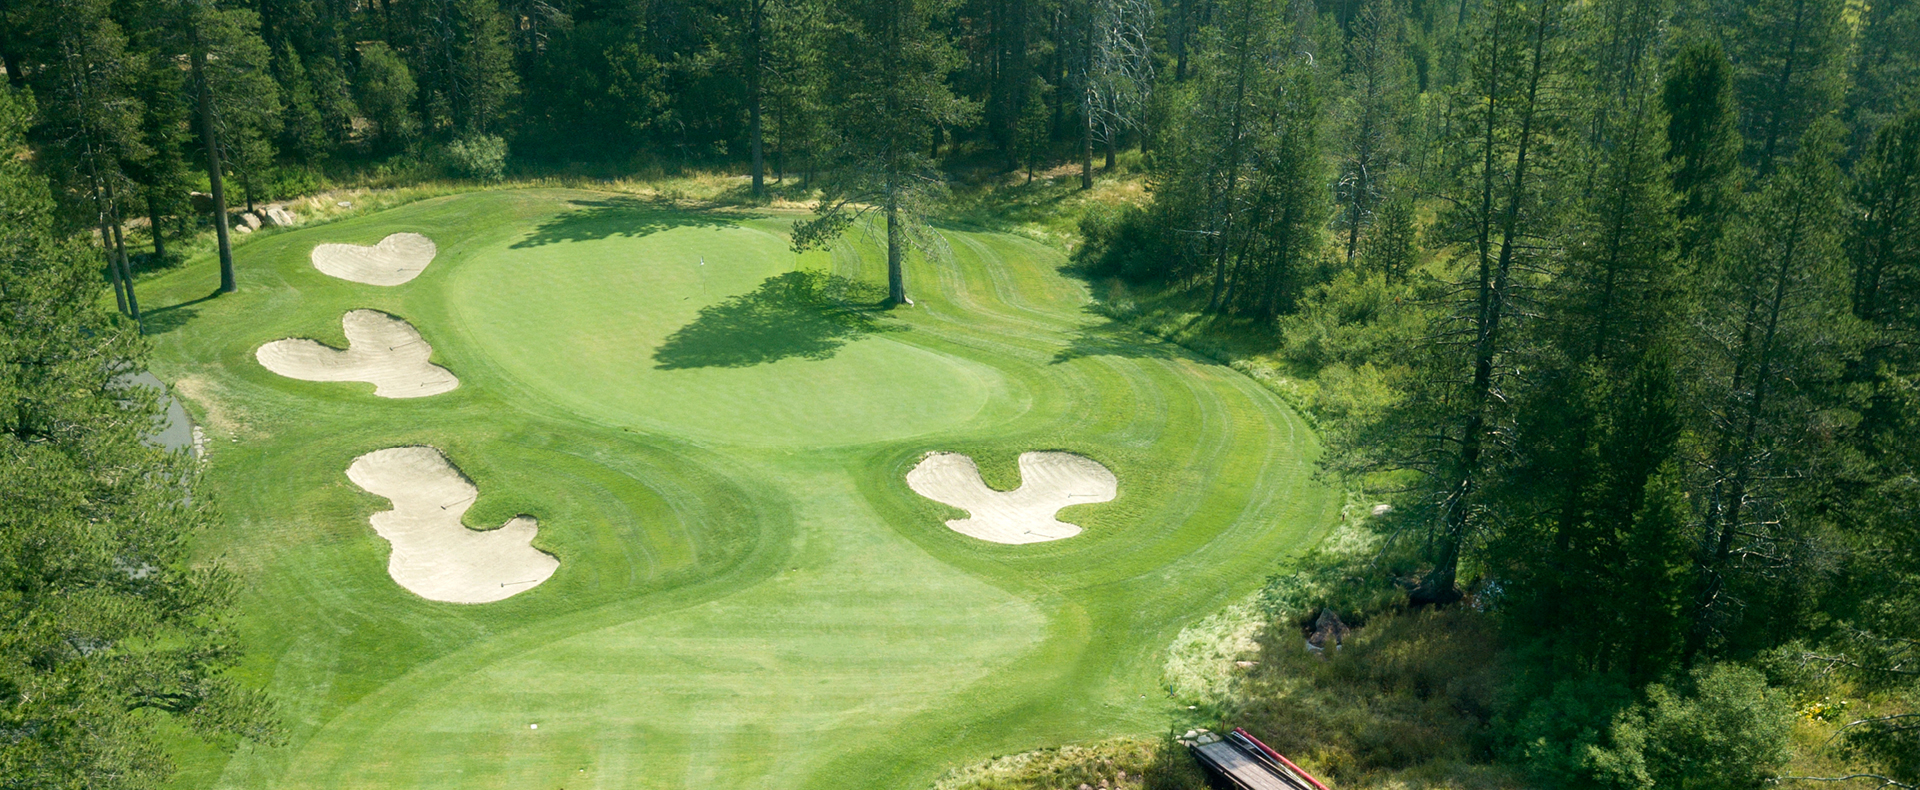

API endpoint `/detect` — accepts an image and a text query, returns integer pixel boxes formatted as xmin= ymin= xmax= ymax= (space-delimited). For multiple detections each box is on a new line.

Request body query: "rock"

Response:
xmin=262 ymin=206 xmax=297 ymax=227
xmin=233 ymin=223 xmax=252 ymax=234
xmin=1235 ymin=660 xmax=1259 ymax=668
xmin=189 ymin=192 xmax=215 ymax=214
xmin=1307 ymin=608 xmax=1350 ymax=651
xmin=337 ymin=200 xmax=352 ymax=208
xmin=1371 ymin=503 xmax=1393 ymax=516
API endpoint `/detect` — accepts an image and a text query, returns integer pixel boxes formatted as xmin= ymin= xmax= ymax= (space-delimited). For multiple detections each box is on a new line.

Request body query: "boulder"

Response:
xmin=237 ymin=211 xmax=262 ymax=231
xmin=189 ymin=192 xmax=214 ymax=214
xmin=1307 ymin=608 xmax=1350 ymax=651
xmin=262 ymin=206 xmax=297 ymax=227
xmin=233 ymin=223 xmax=252 ymax=234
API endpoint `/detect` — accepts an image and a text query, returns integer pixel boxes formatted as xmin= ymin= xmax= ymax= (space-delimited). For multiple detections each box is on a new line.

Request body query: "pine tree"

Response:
xmin=0 ymin=83 xmax=276 ymax=790
xmin=1334 ymin=0 xmax=1412 ymax=262
xmin=1662 ymin=38 xmax=1744 ymax=269
xmin=274 ymin=43 xmax=330 ymax=161
xmin=1494 ymin=85 xmax=1691 ymax=680
xmin=1827 ymin=107 xmax=1920 ymax=787
xmin=791 ymin=0 xmax=975 ymax=305
xmin=16 ymin=0 xmax=147 ymax=322
xmin=1406 ymin=0 xmax=1575 ymax=603
xmin=162 ymin=0 xmax=281 ymax=293
xmin=403 ymin=0 xmax=519 ymax=136
xmin=1147 ymin=0 xmax=1321 ymax=316
xmin=1844 ymin=0 xmax=1919 ymax=153
xmin=1725 ymin=0 xmax=1847 ymax=170
xmin=1074 ymin=0 xmax=1155 ymax=188
xmin=1016 ymin=75 xmax=1050 ymax=183
xmin=1682 ymin=119 xmax=1857 ymax=657
xmin=355 ymin=41 xmax=420 ymax=152
xmin=126 ymin=42 xmax=194 ymax=264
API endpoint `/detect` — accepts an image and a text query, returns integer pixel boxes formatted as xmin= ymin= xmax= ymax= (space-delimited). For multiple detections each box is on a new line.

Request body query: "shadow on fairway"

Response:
xmin=653 ymin=270 xmax=901 ymax=369
xmin=511 ymin=197 xmax=752 ymax=248
xmin=1051 ymin=310 xmax=1193 ymax=364
xmin=140 ymin=290 xmax=221 ymax=336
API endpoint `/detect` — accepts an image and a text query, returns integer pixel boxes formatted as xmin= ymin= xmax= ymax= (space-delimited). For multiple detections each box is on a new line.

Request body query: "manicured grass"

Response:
xmin=139 ymin=188 xmax=1338 ymax=790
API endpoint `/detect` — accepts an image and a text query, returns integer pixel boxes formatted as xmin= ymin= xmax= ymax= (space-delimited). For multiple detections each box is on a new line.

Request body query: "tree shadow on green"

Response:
xmin=1050 ymin=309 xmax=1192 ymax=364
xmin=140 ymin=290 xmax=221 ymax=336
xmin=510 ymin=197 xmax=751 ymax=248
xmin=653 ymin=271 xmax=903 ymax=369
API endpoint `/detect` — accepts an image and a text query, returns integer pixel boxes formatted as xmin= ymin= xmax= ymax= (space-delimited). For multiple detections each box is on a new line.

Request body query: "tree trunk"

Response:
xmin=193 ymin=47 xmax=237 ymax=294
xmin=1 ymin=47 xmax=22 ymax=87
xmin=1685 ymin=196 xmax=1805 ymax=658
xmin=148 ymin=198 xmax=167 ymax=259
xmin=111 ymin=213 xmax=140 ymax=323
xmin=1174 ymin=0 xmax=1191 ymax=81
xmin=1757 ymin=0 xmax=1808 ymax=173
xmin=1105 ymin=135 xmax=1116 ymax=170
xmin=1082 ymin=117 xmax=1094 ymax=189
xmin=1416 ymin=0 xmax=1556 ymax=606
xmin=101 ymin=215 xmax=129 ymax=316
xmin=750 ymin=100 xmax=764 ymax=195
xmin=885 ymin=180 xmax=906 ymax=305
xmin=748 ymin=0 xmax=765 ymax=197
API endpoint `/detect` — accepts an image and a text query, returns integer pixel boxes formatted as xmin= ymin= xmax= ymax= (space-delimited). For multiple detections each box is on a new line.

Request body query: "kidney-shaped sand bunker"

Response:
xmin=347 ymin=446 xmax=557 ymax=603
xmin=257 ymin=309 xmax=458 ymax=398
xmin=311 ymin=232 xmax=438 ymax=285
xmin=906 ymin=451 xmax=1118 ymax=544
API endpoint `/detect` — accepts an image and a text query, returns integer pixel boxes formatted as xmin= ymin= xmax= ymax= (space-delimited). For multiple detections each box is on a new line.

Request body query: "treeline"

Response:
xmin=1071 ymin=0 xmax=1917 ymax=787
xmin=0 ymin=87 xmax=275 ymax=790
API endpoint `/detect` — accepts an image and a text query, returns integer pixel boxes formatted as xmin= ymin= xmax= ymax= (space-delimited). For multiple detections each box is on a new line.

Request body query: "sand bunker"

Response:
xmin=905 ymin=451 xmax=1118 ymax=544
xmin=346 ymin=446 xmax=558 ymax=603
xmin=256 ymin=310 xmax=458 ymax=398
xmin=311 ymin=232 xmax=438 ymax=285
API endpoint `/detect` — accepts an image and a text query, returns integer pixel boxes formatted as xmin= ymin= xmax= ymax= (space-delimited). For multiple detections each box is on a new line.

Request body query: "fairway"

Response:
xmin=138 ymin=189 xmax=1338 ymax=790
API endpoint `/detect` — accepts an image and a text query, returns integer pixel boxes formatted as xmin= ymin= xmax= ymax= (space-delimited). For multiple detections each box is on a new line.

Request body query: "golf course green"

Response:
xmin=137 ymin=189 xmax=1338 ymax=790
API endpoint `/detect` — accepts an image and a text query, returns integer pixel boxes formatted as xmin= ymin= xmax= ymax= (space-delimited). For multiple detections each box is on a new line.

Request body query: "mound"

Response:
xmin=906 ymin=451 xmax=1118 ymax=544
xmin=312 ymin=232 xmax=438 ymax=285
xmin=256 ymin=310 xmax=458 ymax=398
xmin=346 ymin=446 xmax=557 ymax=603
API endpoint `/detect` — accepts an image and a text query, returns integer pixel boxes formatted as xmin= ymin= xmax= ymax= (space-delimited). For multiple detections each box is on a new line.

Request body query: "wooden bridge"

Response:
xmin=1181 ymin=728 xmax=1328 ymax=790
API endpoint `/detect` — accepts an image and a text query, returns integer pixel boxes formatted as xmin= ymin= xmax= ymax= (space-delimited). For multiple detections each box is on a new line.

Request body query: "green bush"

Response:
xmin=1588 ymin=663 xmax=1795 ymax=790
xmin=260 ymin=164 xmax=324 ymax=201
xmin=1506 ymin=674 xmax=1636 ymax=788
xmin=441 ymin=134 xmax=508 ymax=181
xmin=1076 ymin=203 xmax=1168 ymax=283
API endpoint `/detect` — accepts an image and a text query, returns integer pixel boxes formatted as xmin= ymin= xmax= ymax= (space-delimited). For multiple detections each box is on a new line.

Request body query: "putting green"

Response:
xmin=138 ymin=189 xmax=1336 ymax=790
xmin=449 ymin=221 xmax=1005 ymax=446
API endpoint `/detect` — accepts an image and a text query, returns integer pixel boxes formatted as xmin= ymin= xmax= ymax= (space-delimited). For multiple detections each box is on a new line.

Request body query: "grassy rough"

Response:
xmin=138 ymin=188 xmax=1338 ymax=790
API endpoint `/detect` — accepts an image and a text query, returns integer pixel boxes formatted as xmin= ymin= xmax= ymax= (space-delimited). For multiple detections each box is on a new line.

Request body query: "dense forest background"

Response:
xmin=3 ymin=0 xmax=1918 ymax=788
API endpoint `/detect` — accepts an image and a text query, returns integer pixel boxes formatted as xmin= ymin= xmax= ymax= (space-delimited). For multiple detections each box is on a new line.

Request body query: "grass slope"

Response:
xmin=139 ymin=188 xmax=1337 ymax=790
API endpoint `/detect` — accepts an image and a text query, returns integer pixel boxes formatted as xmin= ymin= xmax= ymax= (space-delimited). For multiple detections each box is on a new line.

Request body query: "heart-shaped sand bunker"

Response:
xmin=906 ymin=451 xmax=1118 ymax=544
xmin=256 ymin=310 xmax=458 ymax=398
xmin=311 ymin=232 xmax=438 ymax=285
xmin=347 ymin=446 xmax=558 ymax=603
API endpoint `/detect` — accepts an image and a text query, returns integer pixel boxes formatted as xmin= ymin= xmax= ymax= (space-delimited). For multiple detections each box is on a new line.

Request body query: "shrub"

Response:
xmin=1076 ymin=204 xmax=1168 ymax=283
xmin=441 ymin=134 xmax=508 ymax=181
xmin=1234 ymin=608 xmax=1509 ymax=781
xmin=1587 ymin=663 xmax=1795 ymax=790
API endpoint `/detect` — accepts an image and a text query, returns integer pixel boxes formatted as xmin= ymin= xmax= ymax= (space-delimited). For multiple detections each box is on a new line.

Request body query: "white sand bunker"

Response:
xmin=346 ymin=446 xmax=558 ymax=603
xmin=256 ymin=310 xmax=458 ymax=398
xmin=311 ymin=232 xmax=437 ymax=285
xmin=906 ymin=451 xmax=1118 ymax=544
